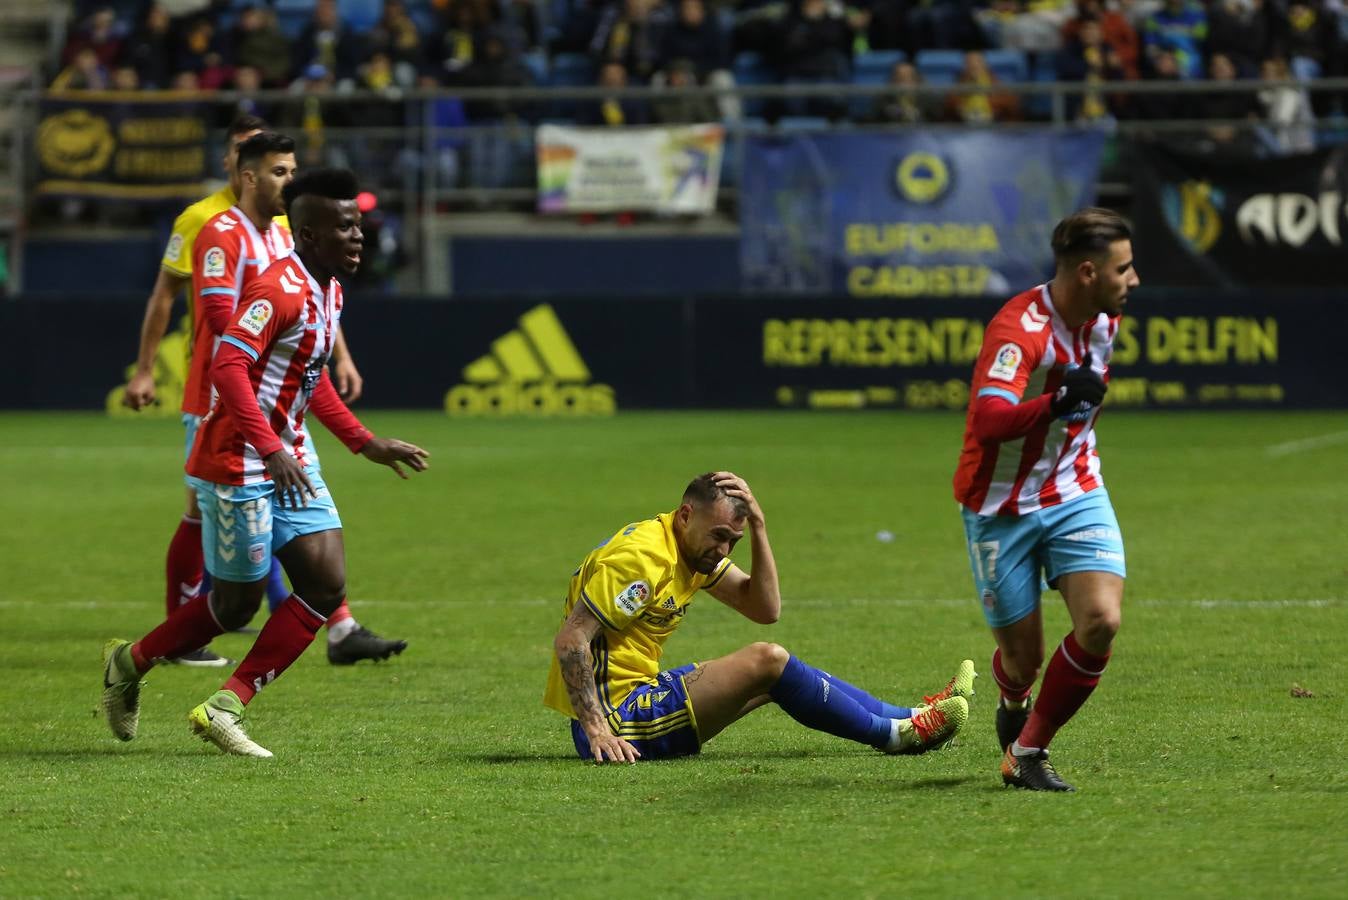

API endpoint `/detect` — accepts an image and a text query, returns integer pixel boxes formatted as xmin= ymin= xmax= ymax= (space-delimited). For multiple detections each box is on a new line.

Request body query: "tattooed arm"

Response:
xmin=553 ymin=602 xmax=641 ymax=763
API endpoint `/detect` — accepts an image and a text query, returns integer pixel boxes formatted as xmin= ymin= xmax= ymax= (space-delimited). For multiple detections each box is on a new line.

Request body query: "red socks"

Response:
xmin=327 ymin=599 xmax=353 ymax=628
xmin=165 ymin=516 xmax=205 ymax=616
xmin=223 ymin=595 xmax=326 ymax=704
xmin=992 ymin=647 xmax=1033 ymax=704
xmin=1018 ymin=632 xmax=1111 ymax=750
xmin=133 ymin=591 xmax=227 ymax=673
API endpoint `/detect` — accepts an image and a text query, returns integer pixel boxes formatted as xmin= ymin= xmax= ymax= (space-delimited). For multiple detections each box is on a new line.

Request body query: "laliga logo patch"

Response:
xmin=240 ymin=300 xmax=273 ymax=336
xmin=204 ymin=246 xmax=226 ymax=278
xmin=614 ymin=581 xmax=650 ymax=616
xmin=982 ymin=589 xmax=997 ymax=612
xmin=164 ymin=233 xmax=184 ymax=263
xmin=987 ymin=343 xmax=1022 ymax=382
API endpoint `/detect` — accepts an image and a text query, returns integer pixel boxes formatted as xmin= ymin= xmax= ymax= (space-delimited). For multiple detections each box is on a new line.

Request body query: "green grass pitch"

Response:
xmin=2 ymin=410 xmax=1345 ymax=897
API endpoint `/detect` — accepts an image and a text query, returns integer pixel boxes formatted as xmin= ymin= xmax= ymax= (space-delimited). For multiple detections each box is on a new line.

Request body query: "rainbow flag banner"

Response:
xmin=536 ymin=124 xmax=724 ymax=214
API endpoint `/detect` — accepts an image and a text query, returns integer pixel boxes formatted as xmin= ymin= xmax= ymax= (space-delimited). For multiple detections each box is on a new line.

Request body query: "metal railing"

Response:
xmin=9 ymin=75 xmax=1348 ymax=292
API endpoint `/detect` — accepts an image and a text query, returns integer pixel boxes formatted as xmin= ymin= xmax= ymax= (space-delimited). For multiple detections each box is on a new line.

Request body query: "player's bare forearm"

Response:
xmin=743 ymin=522 xmax=782 ymax=623
xmin=134 ymin=270 xmax=185 ymax=372
xmin=554 ymin=607 xmax=608 ymax=733
xmin=332 ymin=326 xmax=351 ymax=365
xmin=330 ymin=327 xmax=364 ymax=402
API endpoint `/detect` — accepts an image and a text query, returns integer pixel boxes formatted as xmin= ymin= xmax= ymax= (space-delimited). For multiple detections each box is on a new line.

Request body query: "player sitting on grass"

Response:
xmin=545 ymin=472 xmax=975 ymax=763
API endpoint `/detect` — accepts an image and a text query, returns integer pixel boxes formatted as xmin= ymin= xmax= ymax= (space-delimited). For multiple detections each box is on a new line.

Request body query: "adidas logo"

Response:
xmin=444 ymin=304 xmax=615 ymax=417
xmin=661 ymin=597 xmax=677 ymax=611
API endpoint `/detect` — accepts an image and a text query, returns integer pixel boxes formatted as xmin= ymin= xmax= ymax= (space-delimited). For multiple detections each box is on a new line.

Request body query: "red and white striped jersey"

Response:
xmin=187 ymin=254 xmax=342 ymax=485
xmin=953 ymin=284 xmax=1118 ymax=517
xmin=183 ymin=207 xmax=293 ymax=416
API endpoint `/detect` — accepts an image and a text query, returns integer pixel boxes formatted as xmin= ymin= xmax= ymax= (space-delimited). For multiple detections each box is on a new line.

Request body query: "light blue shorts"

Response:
xmin=190 ymin=466 xmax=342 ymax=583
xmin=961 ymin=489 xmax=1126 ymax=628
xmin=571 ymin=663 xmax=701 ymax=761
xmin=182 ymin=414 xmax=202 ymax=485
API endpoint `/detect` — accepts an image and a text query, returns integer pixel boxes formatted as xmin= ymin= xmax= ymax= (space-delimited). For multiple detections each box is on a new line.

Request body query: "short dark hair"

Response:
xmin=226 ymin=114 xmax=268 ymax=139
xmin=282 ymin=167 xmax=359 ymax=220
xmin=682 ymin=473 xmax=750 ymax=518
xmin=236 ymin=132 xmax=294 ymax=171
xmin=1051 ymin=207 xmax=1132 ymax=263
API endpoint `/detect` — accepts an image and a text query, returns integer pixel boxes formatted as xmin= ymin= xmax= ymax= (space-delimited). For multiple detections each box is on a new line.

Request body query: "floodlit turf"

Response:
xmin=2 ymin=410 xmax=1345 ymax=897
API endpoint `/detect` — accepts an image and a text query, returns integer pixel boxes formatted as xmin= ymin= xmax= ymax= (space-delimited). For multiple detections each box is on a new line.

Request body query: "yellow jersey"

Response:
xmin=544 ymin=512 xmax=733 ymax=719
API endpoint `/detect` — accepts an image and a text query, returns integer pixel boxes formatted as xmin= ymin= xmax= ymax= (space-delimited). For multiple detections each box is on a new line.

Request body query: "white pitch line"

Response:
xmin=1 ymin=597 xmax=1342 ymax=610
xmin=1265 ymin=430 xmax=1348 ymax=457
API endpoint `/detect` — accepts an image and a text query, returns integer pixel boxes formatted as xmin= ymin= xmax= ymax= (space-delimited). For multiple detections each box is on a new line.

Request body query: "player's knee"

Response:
xmin=210 ymin=591 xmax=263 ymax=630
xmin=301 ymin=578 xmax=346 ymax=616
xmin=750 ymin=642 xmax=790 ymax=680
xmin=1077 ymin=609 xmax=1120 ymax=654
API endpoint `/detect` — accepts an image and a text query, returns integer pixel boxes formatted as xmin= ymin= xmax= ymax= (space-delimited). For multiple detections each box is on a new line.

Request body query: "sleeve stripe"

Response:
xmin=199 ymin=287 xmax=237 ymax=296
xmin=977 ymin=386 xmax=1022 ymax=405
xmin=220 ymin=335 xmax=260 ymax=361
xmin=703 ymin=561 xmax=731 ymax=589
xmin=580 ymin=592 xmax=620 ymax=631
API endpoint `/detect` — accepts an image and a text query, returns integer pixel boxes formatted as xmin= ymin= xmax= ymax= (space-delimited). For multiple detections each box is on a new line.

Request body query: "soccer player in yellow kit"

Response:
xmin=546 ymin=472 xmax=975 ymax=762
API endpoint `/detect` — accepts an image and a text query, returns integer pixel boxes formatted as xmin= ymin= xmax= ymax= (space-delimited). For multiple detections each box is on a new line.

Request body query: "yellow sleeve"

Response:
xmin=701 ymin=558 xmax=734 ymax=590
xmin=161 ymin=206 xmax=204 ymax=277
xmin=580 ymin=553 xmax=655 ymax=631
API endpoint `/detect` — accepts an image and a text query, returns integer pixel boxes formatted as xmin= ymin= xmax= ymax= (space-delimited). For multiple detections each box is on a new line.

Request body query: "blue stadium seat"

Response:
xmin=852 ymin=50 xmax=907 ymax=86
xmin=338 ymin=0 xmax=382 ymax=32
xmin=521 ymin=50 xmax=548 ymax=87
xmin=1026 ymin=50 xmax=1059 ymax=120
xmin=914 ymin=50 xmax=965 ymax=85
xmin=851 ymin=50 xmax=906 ymax=117
xmin=776 ymin=116 xmax=829 ymax=132
xmin=732 ymin=52 xmax=774 ymax=118
xmin=549 ymin=53 xmax=594 ymax=88
xmin=984 ymin=48 xmax=1029 ymax=84
xmin=272 ymin=0 xmax=316 ymax=11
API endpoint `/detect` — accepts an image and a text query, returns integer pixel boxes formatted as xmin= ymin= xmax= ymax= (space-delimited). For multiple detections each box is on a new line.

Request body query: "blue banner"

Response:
xmin=740 ymin=129 xmax=1106 ymax=297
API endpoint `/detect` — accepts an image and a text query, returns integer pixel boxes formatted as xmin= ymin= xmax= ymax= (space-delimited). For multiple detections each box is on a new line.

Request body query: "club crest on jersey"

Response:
xmin=987 ymin=343 xmax=1022 ymax=382
xmin=164 ymin=233 xmax=184 ymax=263
xmin=240 ymin=300 xmax=273 ymax=336
xmin=615 ymin=581 xmax=650 ymax=616
xmin=203 ymin=247 xmax=226 ymax=278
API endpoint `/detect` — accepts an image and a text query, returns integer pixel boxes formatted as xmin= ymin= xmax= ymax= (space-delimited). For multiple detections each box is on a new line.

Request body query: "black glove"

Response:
xmin=1051 ymin=351 xmax=1107 ymax=418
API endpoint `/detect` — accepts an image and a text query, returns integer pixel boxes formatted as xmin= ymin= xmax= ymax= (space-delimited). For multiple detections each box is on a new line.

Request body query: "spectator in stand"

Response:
xmin=52 ymin=47 xmax=110 ymax=91
xmin=977 ymin=0 xmax=1076 ymax=52
xmin=653 ymin=57 xmax=720 ymax=122
xmin=773 ymin=0 xmax=854 ymax=119
xmin=1196 ymin=52 xmax=1259 ymax=152
xmin=63 ymin=6 xmax=126 ymax=71
xmin=292 ymin=0 xmax=362 ymax=83
xmin=428 ymin=0 xmax=492 ymax=81
xmin=1129 ymin=47 xmax=1197 ymax=120
xmin=659 ymin=0 xmax=728 ymax=78
xmin=232 ymin=3 xmax=292 ymax=87
xmin=1059 ymin=18 xmax=1129 ymax=121
xmin=1206 ymin=0 xmax=1271 ymax=76
xmin=123 ymin=2 xmax=175 ymax=89
xmin=111 ymin=65 xmax=140 ymax=92
xmin=1277 ymin=0 xmax=1342 ymax=81
xmin=869 ymin=60 xmax=942 ymax=123
xmin=1256 ymin=55 xmax=1314 ymax=153
xmin=591 ymin=0 xmax=671 ymax=84
xmin=1141 ymin=0 xmax=1207 ymax=79
xmin=281 ymin=64 xmax=353 ymax=167
xmin=945 ymin=50 xmax=1022 ymax=122
xmin=172 ymin=70 xmax=202 ymax=91
xmin=364 ymin=0 xmax=427 ymax=87
xmin=458 ymin=27 xmax=536 ymax=121
xmin=583 ymin=61 xmax=653 ymax=125
xmin=175 ymin=16 xmax=231 ymax=89
xmin=226 ymin=65 xmax=280 ymax=124
xmin=1061 ymin=0 xmax=1140 ymax=79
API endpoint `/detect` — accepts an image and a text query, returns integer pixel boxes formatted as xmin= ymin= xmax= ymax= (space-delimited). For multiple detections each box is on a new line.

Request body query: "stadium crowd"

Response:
xmin=52 ymin=0 xmax=1346 ymax=130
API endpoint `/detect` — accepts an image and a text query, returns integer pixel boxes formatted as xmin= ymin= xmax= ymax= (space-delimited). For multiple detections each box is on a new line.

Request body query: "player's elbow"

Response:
xmin=553 ymin=629 xmax=586 ymax=660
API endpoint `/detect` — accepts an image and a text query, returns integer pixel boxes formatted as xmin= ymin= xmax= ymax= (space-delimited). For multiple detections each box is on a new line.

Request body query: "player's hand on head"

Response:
xmin=122 ymin=372 xmax=158 ymax=411
xmin=712 ymin=471 xmax=764 ymax=524
xmin=264 ymin=450 xmax=317 ymax=508
xmin=333 ymin=358 xmax=363 ymax=403
xmin=360 ymin=437 xmax=430 ymax=479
